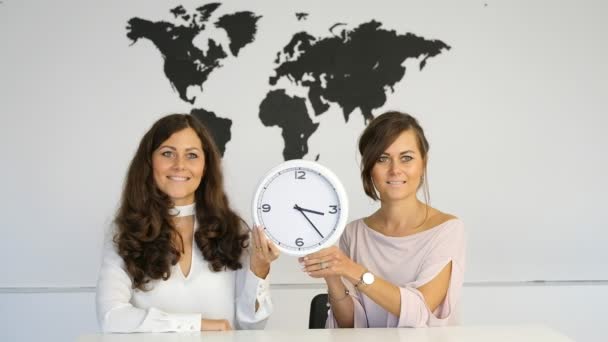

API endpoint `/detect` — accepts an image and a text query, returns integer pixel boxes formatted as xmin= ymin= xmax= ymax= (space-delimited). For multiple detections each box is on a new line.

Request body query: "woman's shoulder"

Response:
xmin=345 ymin=217 xmax=368 ymax=231
xmin=424 ymin=208 xmax=462 ymax=230
xmin=340 ymin=218 xmax=368 ymax=240
xmin=346 ymin=217 xmax=366 ymax=226
xmin=424 ymin=210 xmax=464 ymax=246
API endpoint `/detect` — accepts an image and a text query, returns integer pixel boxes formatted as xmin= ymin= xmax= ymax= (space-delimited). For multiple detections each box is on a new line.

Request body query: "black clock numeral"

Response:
xmin=261 ymin=204 xmax=271 ymax=212
xmin=329 ymin=205 xmax=338 ymax=214
xmin=295 ymin=237 xmax=304 ymax=247
xmin=295 ymin=170 xmax=306 ymax=179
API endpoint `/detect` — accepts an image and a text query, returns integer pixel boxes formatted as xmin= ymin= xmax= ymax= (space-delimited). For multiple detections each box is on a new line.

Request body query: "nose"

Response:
xmin=388 ymin=159 xmax=401 ymax=175
xmin=172 ymin=155 xmax=186 ymax=170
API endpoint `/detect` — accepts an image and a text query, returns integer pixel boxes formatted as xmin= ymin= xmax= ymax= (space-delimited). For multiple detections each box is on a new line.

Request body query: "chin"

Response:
xmin=379 ymin=191 xmax=412 ymax=202
xmin=166 ymin=191 xmax=195 ymax=203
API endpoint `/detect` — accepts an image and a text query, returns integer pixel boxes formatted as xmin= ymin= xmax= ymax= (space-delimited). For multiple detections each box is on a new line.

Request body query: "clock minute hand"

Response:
xmin=293 ymin=205 xmax=324 ymax=239
xmin=293 ymin=204 xmax=325 ymax=216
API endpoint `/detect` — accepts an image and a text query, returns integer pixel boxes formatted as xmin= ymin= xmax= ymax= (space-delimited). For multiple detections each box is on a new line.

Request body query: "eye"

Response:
xmin=161 ymin=150 xmax=174 ymax=158
xmin=186 ymin=152 xmax=199 ymax=160
xmin=377 ymin=156 xmax=389 ymax=163
xmin=401 ymin=155 xmax=413 ymax=162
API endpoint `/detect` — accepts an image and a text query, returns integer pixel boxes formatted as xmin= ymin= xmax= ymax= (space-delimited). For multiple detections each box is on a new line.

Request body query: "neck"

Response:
xmin=173 ymin=215 xmax=195 ymax=235
xmin=170 ymin=202 xmax=196 ymax=217
xmin=375 ymin=197 xmax=427 ymax=234
xmin=169 ymin=202 xmax=196 ymax=234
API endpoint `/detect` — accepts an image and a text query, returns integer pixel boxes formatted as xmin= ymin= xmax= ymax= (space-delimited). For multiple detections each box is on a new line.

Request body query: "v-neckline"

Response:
xmin=176 ymin=217 xmax=196 ymax=280
xmin=178 ymin=235 xmax=195 ymax=279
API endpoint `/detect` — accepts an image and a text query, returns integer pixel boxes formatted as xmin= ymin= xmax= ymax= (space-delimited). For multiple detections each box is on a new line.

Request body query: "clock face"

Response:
xmin=252 ymin=160 xmax=348 ymax=256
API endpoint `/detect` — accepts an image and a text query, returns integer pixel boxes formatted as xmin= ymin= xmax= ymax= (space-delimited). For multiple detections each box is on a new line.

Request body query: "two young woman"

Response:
xmin=95 ymin=111 xmax=465 ymax=332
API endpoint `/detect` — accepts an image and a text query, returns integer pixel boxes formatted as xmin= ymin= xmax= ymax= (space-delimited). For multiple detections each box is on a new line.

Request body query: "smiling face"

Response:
xmin=152 ymin=127 xmax=205 ymax=206
xmin=371 ymin=129 xmax=426 ymax=203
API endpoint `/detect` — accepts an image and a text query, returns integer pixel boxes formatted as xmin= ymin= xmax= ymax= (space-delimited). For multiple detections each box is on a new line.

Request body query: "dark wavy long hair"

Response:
xmin=113 ymin=114 xmax=248 ymax=290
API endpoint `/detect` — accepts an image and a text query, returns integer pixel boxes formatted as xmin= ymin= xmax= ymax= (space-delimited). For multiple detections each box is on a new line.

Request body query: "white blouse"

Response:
xmin=95 ymin=223 xmax=272 ymax=333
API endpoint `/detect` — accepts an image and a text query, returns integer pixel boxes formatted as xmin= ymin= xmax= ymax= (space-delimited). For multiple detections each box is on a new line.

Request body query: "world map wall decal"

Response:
xmin=126 ymin=2 xmax=450 ymax=160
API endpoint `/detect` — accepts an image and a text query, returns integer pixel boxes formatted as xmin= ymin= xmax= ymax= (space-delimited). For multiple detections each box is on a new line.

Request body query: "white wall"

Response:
xmin=2 ymin=284 xmax=607 ymax=341
xmin=1 ymin=0 xmax=607 ymax=341
xmin=1 ymin=0 xmax=607 ymax=287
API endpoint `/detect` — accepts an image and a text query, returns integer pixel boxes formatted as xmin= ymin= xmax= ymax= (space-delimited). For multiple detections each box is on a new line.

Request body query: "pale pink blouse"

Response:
xmin=327 ymin=218 xmax=466 ymax=328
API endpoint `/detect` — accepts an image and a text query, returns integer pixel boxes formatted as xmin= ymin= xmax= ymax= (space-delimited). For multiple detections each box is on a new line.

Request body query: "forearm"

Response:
xmin=235 ymin=267 xmax=272 ymax=329
xmin=101 ymin=306 xmax=201 ymax=333
xmin=353 ymin=276 xmax=401 ymax=316
xmin=326 ymin=277 xmax=354 ymax=328
xmin=97 ymin=255 xmax=202 ymax=332
xmin=343 ymin=264 xmax=401 ymax=317
xmin=201 ymin=318 xmax=232 ymax=331
xmin=250 ymin=264 xmax=269 ymax=312
xmin=250 ymin=262 xmax=270 ymax=279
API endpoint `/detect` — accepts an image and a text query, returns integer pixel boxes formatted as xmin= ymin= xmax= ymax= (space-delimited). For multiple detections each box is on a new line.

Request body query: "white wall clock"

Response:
xmin=252 ymin=159 xmax=349 ymax=256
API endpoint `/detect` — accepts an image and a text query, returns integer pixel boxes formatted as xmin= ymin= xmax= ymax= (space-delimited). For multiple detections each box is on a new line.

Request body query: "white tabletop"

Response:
xmin=78 ymin=325 xmax=574 ymax=342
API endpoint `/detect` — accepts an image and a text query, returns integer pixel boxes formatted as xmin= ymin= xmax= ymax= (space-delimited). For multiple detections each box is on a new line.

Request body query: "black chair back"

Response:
xmin=308 ymin=293 xmax=329 ymax=329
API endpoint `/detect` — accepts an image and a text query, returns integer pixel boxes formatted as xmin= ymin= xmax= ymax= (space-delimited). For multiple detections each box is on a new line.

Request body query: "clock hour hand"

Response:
xmin=293 ymin=204 xmax=325 ymax=216
xmin=293 ymin=205 xmax=324 ymax=239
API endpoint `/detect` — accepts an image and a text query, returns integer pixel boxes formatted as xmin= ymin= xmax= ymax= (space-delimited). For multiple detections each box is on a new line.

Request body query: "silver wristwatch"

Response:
xmin=356 ymin=270 xmax=375 ymax=288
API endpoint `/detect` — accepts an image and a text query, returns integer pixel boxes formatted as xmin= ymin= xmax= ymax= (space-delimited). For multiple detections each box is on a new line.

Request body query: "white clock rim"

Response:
xmin=251 ymin=159 xmax=349 ymax=257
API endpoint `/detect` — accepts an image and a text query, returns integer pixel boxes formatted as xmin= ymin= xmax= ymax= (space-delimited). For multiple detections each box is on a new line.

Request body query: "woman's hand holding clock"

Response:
xmin=250 ymin=225 xmax=280 ymax=279
xmin=299 ymin=246 xmax=364 ymax=283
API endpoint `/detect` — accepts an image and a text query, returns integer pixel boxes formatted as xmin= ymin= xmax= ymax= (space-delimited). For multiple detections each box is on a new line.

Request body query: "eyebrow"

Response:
xmin=158 ymin=145 xmax=203 ymax=152
xmin=381 ymin=150 xmax=416 ymax=156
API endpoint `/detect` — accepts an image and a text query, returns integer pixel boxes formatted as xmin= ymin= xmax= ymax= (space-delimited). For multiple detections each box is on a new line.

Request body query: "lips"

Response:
xmin=167 ymin=176 xmax=191 ymax=181
xmin=386 ymin=180 xmax=406 ymax=185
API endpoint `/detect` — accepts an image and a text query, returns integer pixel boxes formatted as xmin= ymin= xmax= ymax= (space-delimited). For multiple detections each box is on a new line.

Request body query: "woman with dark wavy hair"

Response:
xmin=96 ymin=114 xmax=279 ymax=333
xmin=301 ymin=111 xmax=465 ymax=328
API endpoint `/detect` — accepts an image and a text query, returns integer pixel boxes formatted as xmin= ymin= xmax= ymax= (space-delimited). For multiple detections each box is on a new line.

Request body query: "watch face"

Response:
xmin=252 ymin=160 xmax=348 ymax=256
xmin=362 ymin=272 xmax=375 ymax=285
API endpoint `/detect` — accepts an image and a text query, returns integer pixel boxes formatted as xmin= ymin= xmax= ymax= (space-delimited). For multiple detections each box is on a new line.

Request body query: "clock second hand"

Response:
xmin=293 ymin=205 xmax=324 ymax=239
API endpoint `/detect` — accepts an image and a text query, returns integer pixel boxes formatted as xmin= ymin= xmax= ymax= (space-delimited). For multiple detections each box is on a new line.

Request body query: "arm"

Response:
xmin=95 ymin=239 xmax=202 ymax=332
xmin=301 ymin=232 xmax=361 ymax=328
xmin=341 ymin=261 xmax=452 ymax=317
xmin=324 ymin=275 xmax=355 ymax=327
xmin=303 ymin=248 xmax=452 ymax=326
xmin=302 ymin=220 xmax=464 ymax=327
xmin=234 ymin=226 xmax=279 ymax=329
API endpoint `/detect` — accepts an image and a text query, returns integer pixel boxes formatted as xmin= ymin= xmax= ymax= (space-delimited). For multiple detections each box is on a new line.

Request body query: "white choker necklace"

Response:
xmin=169 ymin=203 xmax=196 ymax=217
